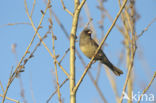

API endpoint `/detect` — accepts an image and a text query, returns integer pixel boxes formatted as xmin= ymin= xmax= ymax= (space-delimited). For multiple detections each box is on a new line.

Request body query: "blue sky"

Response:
xmin=0 ymin=0 xmax=156 ymax=103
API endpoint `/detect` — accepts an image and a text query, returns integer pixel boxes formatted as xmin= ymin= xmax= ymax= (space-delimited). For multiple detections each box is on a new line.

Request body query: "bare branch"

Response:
xmin=0 ymin=94 xmax=19 ymax=103
xmin=0 ymin=22 xmax=31 ymax=28
xmin=137 ymin=17 xmax=156 ymax=38
xmin=0 ymin=81 xmax=4 ymax=93
xmin=46 ymin=78 xmax=69 ymax=103
xmin=59 ymin=48 xmax=70 ymax=64
xmin=51 ymin=29 xmax=62 ymax=103
xmin=137 ymin=72 xmax=156 ymax=103
xmin=60 ymin=0 xmax=73 ymax=16
xmin=30 ymin=0 xmax=36 ymax=17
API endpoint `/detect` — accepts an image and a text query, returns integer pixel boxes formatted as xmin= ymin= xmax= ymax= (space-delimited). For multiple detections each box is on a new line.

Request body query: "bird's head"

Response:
xmin=83 ymin=28 xmax=92 ymax=36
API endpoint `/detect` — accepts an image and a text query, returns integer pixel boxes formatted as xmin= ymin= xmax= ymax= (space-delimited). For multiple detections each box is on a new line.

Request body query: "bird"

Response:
xmin=79 ymin=28 xmax=123 ymax=76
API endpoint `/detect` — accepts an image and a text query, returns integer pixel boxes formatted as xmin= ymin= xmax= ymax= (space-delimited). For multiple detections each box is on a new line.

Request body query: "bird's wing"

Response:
xmin=90 ymin=39 xmax=105 ymax=59
xmin=90 ymin=39 xmax=99 ymax=48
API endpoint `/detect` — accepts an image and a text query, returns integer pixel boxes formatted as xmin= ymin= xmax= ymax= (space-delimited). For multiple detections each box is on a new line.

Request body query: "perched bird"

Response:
xmin=79 ymin=28 xmax=123 ymax=76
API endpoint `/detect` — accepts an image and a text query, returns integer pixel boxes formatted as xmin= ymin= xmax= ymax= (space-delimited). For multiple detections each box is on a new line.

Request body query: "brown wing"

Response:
xmin=90 ymin=39 xmax=106 ymax=61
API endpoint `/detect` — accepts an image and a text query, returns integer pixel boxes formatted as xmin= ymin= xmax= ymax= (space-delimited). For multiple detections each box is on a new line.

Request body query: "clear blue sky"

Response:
xmin=0 ymin=0 xmax=156 ymax=103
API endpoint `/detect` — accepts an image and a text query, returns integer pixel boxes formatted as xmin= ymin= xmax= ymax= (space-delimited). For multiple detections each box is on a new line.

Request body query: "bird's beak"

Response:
xmin=88 ymin=30 xmax=92 ymax=35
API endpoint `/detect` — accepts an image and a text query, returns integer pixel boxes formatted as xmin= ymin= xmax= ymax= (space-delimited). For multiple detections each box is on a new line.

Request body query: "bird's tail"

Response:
xmin=102 ymin=58 xmax=123 ymax=76
xmin=110 ymin=65 xmax=123 ymax=76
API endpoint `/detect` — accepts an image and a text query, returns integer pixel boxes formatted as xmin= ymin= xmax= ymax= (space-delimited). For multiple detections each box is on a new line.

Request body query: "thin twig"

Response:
xmin=24 ymin=34 xmax=48 ymax=65
xmin=118 ymin=0 xmax=131 ymax=43
xmin=0 ymin=94 xmax=19 ymax=103
xmin=0 ymin=80 xmax=4 ymax=93
xmin=124 ymin=6 xmax=134 ymax=37
xmin=137 ymin=72 xmax=156 ymax=103
xmin=30 ymin=0 xmax=36 ymax=17
xmin=0 ymin=22 xmax=31 ymax=28
xmin=119 ymin=36 xmax=137 ymax=103
xmin=137 ymin=17 xmax=156 ymax=38
xmin=127 ymin=2 xmax=136 ymax=103
xmin=46 ymin=78 xmax=69 ymax=103
xmin=73 ymin=0 xmax=128 ymax=93
xmin=95 ymin=0 xmax=105 ymax=84
xmin=60 ymin=0 xmax=73 ymax=16
xmin=48 ymin=9 xmax=62 ymax=102
xmin=51 ymin=29 xmax=62 ymax=103
xmin=117 ymin=3 xmax=135 ymax=103
xmin=59 ymin=48 xmax=70 ymax=64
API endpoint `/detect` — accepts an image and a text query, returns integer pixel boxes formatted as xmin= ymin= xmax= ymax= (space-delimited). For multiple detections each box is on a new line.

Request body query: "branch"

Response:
xmin=0 ymin=80 xmax=4 ymax=93
xmin=46 ymin=78 xmax=69 ymax=103
xmin=59 ymin=48 xmax=70 ymax=64
xmin=137 ymin=72 xmax=156 ymax=103
xmin=51 ymin=30 xmax=62 ymax=103
xmin=60 ymin=0 xmax=73 ymax=16
xmin=119 ymin=35 xmax=137 ymax=103
xmin=77 ymin=0 xmax=86 ymax=10
xmin=0 ymin=94 xmax=19 ymax=103
xmin=137 ymin=17 xmax=156 ymax=39
xmin=30 ymin=0 xmax=36 ymax=17
xmin=0 ymin=22 xmax=31 ymax=28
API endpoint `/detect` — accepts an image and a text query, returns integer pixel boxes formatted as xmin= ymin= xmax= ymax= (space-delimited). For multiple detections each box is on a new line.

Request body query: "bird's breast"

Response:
xmin=80 ymin=44 xmax=97 ymax=59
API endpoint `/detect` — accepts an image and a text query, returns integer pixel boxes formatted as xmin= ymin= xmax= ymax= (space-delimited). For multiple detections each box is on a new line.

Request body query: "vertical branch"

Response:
xmin=128 ymin=1 xmax=136 ymax=103
xmin=118 ymin=1 xmax=137 ymax=103
xmin=0 ymin=81 xmax=4 ymax=93
xmin=119 ymin=13 xmax=137 ymax=103
xmin=30 ymin=0 xmax=36 ymax=17
xmin=48 ymin=3 xmax=62 ymax=102
xmin=70 ymin=7 xmax=78 ymax=103
xmin=119 ymin=41 xmax=136 ymax=103
xmin=52 ymin=31 xmax=62 ymax=103
xmin=69 ymin=0 xmax=87 ymax=102
xmin=120 ymin=1 xmax=137 ymax=103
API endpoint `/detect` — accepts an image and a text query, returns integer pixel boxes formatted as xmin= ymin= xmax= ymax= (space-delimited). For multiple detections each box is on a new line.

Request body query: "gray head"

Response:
xmin=82 ymin=28 xmax=92 ymax=36
xmin=79 ymin=28 xmax=92 ymax=46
